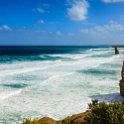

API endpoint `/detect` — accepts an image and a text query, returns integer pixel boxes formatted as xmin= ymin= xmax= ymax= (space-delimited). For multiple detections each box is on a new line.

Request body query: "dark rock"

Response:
xmin=61 ymin=112 xmax=89 ymax=124
xmin=121 ymin=61 xmax=124 ymax=80
xmin=114 ymin=47 xmax=119 ymax=55
xmin=119 ymin=61 xmax=124 ymax=96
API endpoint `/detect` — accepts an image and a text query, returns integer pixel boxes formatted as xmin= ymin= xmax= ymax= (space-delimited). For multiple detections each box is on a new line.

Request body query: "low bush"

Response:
xmin=85 ymin=100 xmax=124 ymax=124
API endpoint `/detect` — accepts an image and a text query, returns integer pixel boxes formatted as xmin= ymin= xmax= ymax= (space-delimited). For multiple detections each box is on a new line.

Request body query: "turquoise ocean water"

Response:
xmin=0 ymin=46 xmax=123 ymax=124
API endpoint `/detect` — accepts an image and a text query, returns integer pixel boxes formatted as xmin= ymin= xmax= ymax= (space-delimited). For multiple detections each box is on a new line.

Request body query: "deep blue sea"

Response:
xmin=0 ymin=46 xmax=123 ymax=124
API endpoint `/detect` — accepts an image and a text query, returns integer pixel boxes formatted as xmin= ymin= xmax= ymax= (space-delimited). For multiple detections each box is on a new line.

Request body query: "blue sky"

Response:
xmin=0 ymin=0 xmax=124 ymax=45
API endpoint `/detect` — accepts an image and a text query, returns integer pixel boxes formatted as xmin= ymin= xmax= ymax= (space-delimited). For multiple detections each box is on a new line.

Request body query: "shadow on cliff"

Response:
xmin=90 ymin=92 xmax=124 ymax=102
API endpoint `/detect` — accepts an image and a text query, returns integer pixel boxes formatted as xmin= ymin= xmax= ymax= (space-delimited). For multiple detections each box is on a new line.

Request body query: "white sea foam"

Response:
xmin=0 ymin=47 xmax=124 ymax=124
xmin=0 ymin=89 xmax=22 ymax=100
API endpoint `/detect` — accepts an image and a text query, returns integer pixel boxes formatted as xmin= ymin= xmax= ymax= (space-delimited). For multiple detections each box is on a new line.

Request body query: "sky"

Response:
xmin=0 ymin=0 xmax=124 ymax=45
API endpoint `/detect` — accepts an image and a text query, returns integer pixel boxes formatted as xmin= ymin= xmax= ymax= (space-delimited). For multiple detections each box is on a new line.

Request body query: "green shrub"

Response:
xmin=85 ymin=100 xmax=124 ymax=124
xmin=22 ymin=118 xmax=37 ymax=124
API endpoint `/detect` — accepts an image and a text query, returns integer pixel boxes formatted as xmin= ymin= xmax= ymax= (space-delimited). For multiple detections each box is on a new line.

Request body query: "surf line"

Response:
xmin=0 ymin=89 xmax=22 ymax=101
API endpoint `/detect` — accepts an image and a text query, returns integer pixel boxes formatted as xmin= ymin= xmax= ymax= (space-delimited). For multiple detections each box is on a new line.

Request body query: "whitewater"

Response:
xmin=0 ymin=46 xmax=123 ymax=124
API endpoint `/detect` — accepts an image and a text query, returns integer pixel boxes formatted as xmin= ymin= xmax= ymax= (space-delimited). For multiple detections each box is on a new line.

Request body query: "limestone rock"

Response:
xmin=60 ymin=112 xmax=89 ymax=124
xmin=114 ymin=47 xmax=119 ymax=55
xmin=23 ymin=112 xmax=90 ymax=124
xmin=121 ymin=61 xmax=124 ymax=80
xmin=119 ymin=61 xmax=124 ymax=96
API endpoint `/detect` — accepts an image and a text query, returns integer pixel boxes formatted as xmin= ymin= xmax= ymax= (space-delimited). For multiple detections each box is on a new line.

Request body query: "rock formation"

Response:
xmin=114 ymin=47 xmax=119 ymax=55
xmin=119 ymin=61 xmax=124 ymax=96
xmin=23 ymin=112 xmax=89 ymax=124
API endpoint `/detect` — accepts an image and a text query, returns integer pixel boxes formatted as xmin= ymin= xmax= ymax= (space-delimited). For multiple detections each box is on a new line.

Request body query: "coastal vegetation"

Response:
xmin=23 ymin=100 xmax=124 ymax=124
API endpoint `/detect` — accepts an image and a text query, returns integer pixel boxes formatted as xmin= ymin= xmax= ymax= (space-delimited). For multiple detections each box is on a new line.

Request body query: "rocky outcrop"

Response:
xmin=114 ymin=47 xmax=119 ymax=55
xmin=119 ymin=61 xmax=124 ymax=96
xmin=23 ymin=117 xmax=57 ymax=124
xmin=61 ymin=111 xmax=89 ymax=124
xmin=23 ymin=112 xmax=90 ymax=124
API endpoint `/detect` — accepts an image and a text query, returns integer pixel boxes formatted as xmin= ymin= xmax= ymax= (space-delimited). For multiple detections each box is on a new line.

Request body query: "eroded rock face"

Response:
xmin=23 ymin=112 xmax=90 ymax=124
xmin=119 ymin=61 xmax=124 ymax=96
xmin=114 ymin=47 xmax=119 ymax=55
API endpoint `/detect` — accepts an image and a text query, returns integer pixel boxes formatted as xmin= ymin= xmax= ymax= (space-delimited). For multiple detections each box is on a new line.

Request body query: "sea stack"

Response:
xmin=114 ymin=47 xmax=119 ymax=55
xmin=119 ymin=61 xmax=124 ymax=96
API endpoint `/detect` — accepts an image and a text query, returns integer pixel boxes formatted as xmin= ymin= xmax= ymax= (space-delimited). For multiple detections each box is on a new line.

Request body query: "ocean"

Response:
xmin=0 ymin=46 xmax=123 ymax=124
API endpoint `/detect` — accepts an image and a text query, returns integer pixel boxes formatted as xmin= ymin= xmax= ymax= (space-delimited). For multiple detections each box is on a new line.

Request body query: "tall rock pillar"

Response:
xmin=114 ymin=47 xmax=119 ymax=55
xmin=119 ymin=61 xmax=124 ymax=96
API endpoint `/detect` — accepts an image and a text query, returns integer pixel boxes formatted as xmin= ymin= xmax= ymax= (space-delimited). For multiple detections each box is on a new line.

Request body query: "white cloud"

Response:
xmin=94 ymin=22 xmax=124 ymax=32
xmin=34 ymin=4 xmax=49 ymax=14
xmin=102 ymin=0 xmax=124 ymax=3
xmin=36 ymin=8 xmax=45 ymax=13
xmin=33 ymin=7 xmax=47 ymax=14
xmin=67 ymin=0 xmax=89 ymax=21
xmin=38 ymin=20 xmax=44 ymax=24
xmin=81 ymin=22 xmax=124 ymax=34
xmin=0 ymin=25 xmax=12 ymax=31
xmin=56 ymin=31 xmax=62 ymax=36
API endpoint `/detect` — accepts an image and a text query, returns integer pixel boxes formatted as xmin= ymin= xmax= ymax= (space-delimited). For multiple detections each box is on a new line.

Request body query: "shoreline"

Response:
xmin=23 ymin=99 xmax=124 ymax=124
xmin=23 ymin=111 xmax=90 ymax=124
